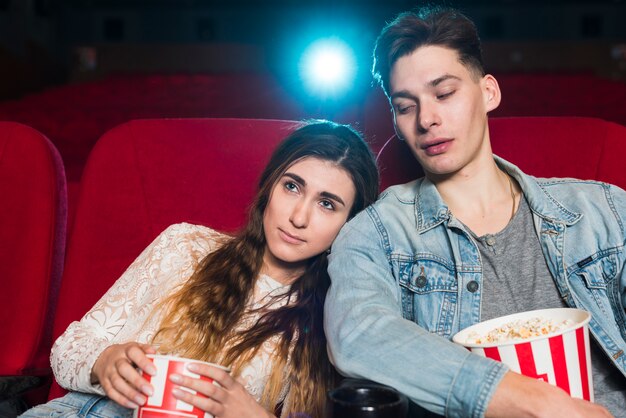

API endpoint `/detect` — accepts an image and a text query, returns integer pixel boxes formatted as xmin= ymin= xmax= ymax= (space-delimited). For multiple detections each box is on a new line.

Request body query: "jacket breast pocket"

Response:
xmin=576 ymin=253 xmax=617 ymax=288
xmin=574 ymin=252 xmax=623 ymax=322
xmin=397 ymin=256 xmax=457 ymax=337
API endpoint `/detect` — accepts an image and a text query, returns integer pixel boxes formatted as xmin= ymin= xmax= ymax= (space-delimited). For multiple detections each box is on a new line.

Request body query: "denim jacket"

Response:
xmin=325 ymin=156 xmax=626 ymax=418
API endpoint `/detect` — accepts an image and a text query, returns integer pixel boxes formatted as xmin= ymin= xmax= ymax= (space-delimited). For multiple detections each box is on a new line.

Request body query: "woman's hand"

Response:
xmin=91 ymin=342 xmax=158 ymax=409
xmin=170 ymin=363 xmax=275 ymax=418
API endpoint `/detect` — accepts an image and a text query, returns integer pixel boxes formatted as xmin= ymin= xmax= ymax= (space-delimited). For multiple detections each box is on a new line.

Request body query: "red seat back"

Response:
xmin=50 ymin=118 xmax=299 ymax=398
xmin=377 ymin=117 xmax=626 ymax=190
xmin=0 ymin=122 xmax=67 ymax=376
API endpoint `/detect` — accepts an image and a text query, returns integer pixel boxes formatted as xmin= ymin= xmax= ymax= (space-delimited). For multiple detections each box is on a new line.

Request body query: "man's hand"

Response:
xmin=486 ymin=371 xmax=612 ymax=418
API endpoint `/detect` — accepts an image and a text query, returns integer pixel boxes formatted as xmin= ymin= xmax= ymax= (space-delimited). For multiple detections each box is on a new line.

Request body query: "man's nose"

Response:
xmin=418 ymin=103 xmax=441 ymax=132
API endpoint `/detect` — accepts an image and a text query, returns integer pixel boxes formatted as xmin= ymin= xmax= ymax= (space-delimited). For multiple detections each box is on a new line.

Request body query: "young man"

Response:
xmin=325 ymin=7 xmax=625 ymax=417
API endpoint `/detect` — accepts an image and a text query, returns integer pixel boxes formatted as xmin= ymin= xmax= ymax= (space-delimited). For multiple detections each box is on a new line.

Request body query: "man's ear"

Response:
xmin=482 ymin=74 xmax=501 ymax=113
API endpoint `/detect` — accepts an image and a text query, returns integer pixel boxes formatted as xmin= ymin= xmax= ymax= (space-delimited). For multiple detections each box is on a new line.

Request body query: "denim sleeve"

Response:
xmin=607 ymin=184 xmax=626 ymax=309
xmin=324 ymin=212 xmax=508 ymax=418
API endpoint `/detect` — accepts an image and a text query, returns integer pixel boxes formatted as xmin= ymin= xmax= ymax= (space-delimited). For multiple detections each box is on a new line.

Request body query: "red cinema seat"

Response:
xmin=377 ymin=117 xmax=626 ymax=191
xmin=0 ymin=123 xmax=67 ymax=381
xmin=49 ymin=118 xmax=300 ymax=399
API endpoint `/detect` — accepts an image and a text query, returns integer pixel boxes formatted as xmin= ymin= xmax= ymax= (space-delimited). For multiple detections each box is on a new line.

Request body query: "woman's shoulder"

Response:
xmin=161 ymin=222 xmax=227 ymax=238
xmin=156 ymin=222 xmax=230 ymax=257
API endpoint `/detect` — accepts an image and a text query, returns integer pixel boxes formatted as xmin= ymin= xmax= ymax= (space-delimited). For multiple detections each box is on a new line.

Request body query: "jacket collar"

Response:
xmin=414 ymin=176 xmax=451 ymax=233
xmin=414 ymin=155 xmax=582 ymax=234
xmin=496 ymin=156 xmax=582 ymax=226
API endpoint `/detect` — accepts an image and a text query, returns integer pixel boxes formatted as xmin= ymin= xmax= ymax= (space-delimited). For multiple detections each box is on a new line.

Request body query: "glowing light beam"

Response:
xmin=299 ymin=38 xmax=357 ymax=98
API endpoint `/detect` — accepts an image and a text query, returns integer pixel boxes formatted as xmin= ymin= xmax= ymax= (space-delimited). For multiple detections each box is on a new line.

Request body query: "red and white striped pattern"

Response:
xmin=471 ymin=326 xmax=593 ymax=401
xmin=134 ymin=356 xmax=214 ymax=418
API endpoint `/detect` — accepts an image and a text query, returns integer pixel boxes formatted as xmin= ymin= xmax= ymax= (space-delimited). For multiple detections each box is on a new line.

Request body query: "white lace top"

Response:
xmin=51 ymin=222 xmax=293 ymax=409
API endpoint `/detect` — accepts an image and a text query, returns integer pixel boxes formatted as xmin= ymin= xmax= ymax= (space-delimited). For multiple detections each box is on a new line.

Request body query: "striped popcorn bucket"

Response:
xmin=452 ymin=308 xmax=593 ymax=401
xmin=133 ymin=354 xmax=230 ymax=418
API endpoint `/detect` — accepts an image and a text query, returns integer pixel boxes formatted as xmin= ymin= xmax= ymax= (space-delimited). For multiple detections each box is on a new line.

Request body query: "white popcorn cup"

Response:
xmin=452 ymin=308 xmax=593 ymax=401
xmin=133 ymin=354 xmax=230 ymax=418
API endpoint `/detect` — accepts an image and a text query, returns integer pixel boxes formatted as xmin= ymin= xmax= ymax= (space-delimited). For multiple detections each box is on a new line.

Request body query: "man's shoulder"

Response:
xmin=534 ymin=176 xmax=625 ymax=200
xmin=530 ymin=176 xmax=626 ymax=225
xmin=364 ymin=178 xmax=424 ymax=222
xmin=376 ymin=178 xmax=423 ymax=206
xmin=338 ymin=178 xmax=423 ymax=236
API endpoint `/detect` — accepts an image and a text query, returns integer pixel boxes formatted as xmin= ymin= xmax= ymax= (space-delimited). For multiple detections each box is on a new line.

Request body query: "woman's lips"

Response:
xmin=278 ymin=228 xmax=305 ymax=244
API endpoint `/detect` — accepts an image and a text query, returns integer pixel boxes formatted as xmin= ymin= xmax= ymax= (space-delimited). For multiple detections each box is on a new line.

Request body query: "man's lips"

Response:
xmin=278 ymin=228 xmax=305 ymax=244
xmin=421 ymin=138 xmax=453 ymax=156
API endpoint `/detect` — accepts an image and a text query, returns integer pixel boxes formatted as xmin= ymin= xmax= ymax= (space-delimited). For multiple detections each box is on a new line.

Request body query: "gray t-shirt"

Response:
xmin=465 ymin=196 xmax=626 ymax=416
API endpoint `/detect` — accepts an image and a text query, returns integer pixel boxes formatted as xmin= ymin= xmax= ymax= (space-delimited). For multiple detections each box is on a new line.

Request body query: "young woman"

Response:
xmin=22 ymin=120 xmax=379 ymax=418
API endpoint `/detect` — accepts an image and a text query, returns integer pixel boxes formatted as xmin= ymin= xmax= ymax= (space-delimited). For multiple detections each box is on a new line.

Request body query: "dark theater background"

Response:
xmin=1 ymin=0 xmax=625 ymax=187
xmin=1 ymin=1 xmax=625 ymax=416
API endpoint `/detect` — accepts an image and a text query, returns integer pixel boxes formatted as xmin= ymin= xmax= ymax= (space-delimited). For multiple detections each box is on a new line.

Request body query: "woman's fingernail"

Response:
xmin=142 ymin=385 xmax=153 ymax=396
xmin=134 ymin=395 xmax=146 ymax=405
xmin=172 ymin=388 xmax=183 ymax=397
xmin=187 ymin=363 xmax=199 ymax=372
xmin=146 ymin=364 xmax=157 ymax=376
xmin=127 ymin=401 xmax=139 ymax=409
xmin=170 ymin=373 xmax=183 ymax=384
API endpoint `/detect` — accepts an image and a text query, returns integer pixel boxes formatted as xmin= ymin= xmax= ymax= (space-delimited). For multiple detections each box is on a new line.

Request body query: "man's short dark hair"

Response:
xmin=372 ymin=7 xmax=485 ymax=97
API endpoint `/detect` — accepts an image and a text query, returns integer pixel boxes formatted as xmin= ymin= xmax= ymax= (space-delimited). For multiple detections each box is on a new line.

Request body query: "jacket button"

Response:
xmin=415 ymin=276 xmax=427 ymax=288
xmin=466 ymin=280 xmax=479 ymax=293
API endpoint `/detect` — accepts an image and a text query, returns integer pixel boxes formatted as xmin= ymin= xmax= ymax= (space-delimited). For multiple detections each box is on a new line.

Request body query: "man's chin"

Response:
xmin=421 ymin=162 xmax=461 ymax=180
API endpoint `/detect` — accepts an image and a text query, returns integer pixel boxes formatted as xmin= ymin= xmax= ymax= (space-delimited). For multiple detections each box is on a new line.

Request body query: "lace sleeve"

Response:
xmin=50 ymin=223 xmax=224 ymax=394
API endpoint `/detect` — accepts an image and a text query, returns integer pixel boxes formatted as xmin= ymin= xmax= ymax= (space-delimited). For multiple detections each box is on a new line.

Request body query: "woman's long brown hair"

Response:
xmin=152 ymin=121 xmax=379 ymax=417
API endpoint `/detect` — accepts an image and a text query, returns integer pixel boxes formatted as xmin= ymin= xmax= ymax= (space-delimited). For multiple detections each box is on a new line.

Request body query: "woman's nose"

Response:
xmin=289 ymin=200 xmax=310 ymax=228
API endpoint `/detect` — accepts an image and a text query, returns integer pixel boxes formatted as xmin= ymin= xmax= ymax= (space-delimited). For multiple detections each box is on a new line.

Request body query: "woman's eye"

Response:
xmin=320 ymin=200 xmax=336 ymax=211
xmin=436 ymin=91 xmax=455 ymax=100
xmin=284 ymin=181 xmax=299 ymax=192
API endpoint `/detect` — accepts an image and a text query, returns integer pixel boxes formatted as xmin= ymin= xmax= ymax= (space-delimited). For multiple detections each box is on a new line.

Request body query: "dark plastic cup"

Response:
xmin=326 ymin=385 xmax=409 ymax=418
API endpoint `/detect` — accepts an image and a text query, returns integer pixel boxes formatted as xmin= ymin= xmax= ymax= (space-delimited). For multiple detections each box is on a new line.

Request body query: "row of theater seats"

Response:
xmin=0 ymin=72 xmax=624 ymax=186
xmin=493 ymin=74 xmax=626 ymax=128
xmin=2 ymin=116 xmax=626 ymax=410
xmin=0 ymin=74 xmax=310 ymax=184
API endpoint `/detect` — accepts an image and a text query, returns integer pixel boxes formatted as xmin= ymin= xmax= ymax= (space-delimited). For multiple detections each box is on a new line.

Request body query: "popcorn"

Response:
xmin=452 ymin=308 xmax=593 ymax=401
xmin=467 ymin=316 xmax=574 ymax=344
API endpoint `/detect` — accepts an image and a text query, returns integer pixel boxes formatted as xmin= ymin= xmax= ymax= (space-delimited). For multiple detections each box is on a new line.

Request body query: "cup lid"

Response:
xmin=146 ymin=353 xmax=231 ymax=372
